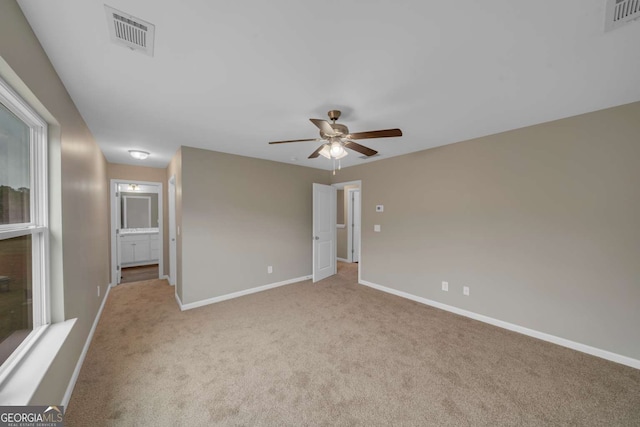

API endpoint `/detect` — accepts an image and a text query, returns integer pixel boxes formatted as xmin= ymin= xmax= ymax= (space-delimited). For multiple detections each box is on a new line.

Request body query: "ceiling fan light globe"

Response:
xmin=329 ymin=141 xmax=345 ymax=157
xmin=334 ymin=150 xmax=348 ymax=159
xmin=319 ymin=144 xmax=332 ymax=159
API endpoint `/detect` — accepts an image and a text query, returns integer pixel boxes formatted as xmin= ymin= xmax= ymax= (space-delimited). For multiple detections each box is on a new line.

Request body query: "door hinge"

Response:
xmin=116 ymin=228 xmax=120 ymax=234
xmin=117 ymin=265 xmax=120 ymax=271
xmin=116 ymin=191 xmax=119 ymax=197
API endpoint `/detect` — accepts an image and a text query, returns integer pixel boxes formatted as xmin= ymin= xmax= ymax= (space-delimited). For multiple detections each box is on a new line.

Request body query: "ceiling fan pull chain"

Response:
xmin=332 ymin=158 xmax=336 ymax=175
xmin=338 ymin=158 xmax=341 ymax=171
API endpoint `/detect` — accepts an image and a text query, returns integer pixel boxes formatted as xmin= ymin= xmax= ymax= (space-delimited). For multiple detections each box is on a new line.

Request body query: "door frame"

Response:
xmin=168 ymin=175 xmax=177 ymax=286
xmin=110 ymin=179 xmax=164 ymax=286
xmin=347 ymin=188 xmax=361 ymax=263
xmin=331 ymin=180 xmax=362 ymax=283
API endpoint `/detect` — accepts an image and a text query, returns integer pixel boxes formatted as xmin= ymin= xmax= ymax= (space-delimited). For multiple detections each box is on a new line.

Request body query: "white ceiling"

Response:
xmin=17 ymin=0 xmax=640 ymax=170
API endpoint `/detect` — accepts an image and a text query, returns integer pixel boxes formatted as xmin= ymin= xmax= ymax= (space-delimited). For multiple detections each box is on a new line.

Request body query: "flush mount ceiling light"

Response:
xmin=128 ymin=150 xmax=150 ymax=160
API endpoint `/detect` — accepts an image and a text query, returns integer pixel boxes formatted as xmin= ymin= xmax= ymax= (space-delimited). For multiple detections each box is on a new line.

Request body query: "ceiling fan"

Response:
xmin=268 ymin=110 xmax=402 ymax=170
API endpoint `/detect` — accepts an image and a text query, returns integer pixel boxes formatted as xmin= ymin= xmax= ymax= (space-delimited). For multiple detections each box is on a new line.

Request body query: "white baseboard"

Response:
xmin=359 ymin=279 xmax=640 ymax=370
xmin=62 ymin=284 xmax=111 ymax=407
xmin=337 ymin=257 xmax=350 ymax=263
xmin=176 ymin=275 xmax=312 ymax=311
xmin=175 ymin=291 xmax=183 ymax=308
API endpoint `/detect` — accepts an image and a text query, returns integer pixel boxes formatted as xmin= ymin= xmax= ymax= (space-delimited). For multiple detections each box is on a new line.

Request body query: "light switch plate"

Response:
xmin=376 ymin=205 xmax=384 ymax=212
xmin=374 ymin=224 xmax=381 ymax=232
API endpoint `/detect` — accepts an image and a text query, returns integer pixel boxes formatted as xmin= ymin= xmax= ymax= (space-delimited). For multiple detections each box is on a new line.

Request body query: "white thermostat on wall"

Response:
xmin=376 ymin=205 xmax=384 ymax=212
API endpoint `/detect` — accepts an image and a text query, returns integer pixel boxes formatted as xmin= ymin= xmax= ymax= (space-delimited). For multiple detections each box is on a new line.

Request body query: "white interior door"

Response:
xmin=168 ymin=176 xmax=177 ymax=286
xmin=352 ymin=190 xmax=361 ymax=262
xmin=313 ymin=183 xmax=336 ymax=282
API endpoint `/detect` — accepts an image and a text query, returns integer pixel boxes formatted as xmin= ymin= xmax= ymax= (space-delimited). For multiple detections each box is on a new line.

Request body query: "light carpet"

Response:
xmin=65 ymin=262 xmax=640 ymax=426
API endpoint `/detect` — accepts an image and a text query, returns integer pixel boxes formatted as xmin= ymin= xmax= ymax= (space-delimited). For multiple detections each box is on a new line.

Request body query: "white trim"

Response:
xmin=337 ymin=257 xmax=350 ymax=263
xmin=0 ymin=75 xmax=50 ymax=381
xmin=0 ymin=320 xmax=75 ymax=405
xmin=0 ymin=325 xmax=48 ymax=388
xmin=160 ymin=274 xmax=170 ymax=281
xmin=176 ymin=276 xmax=311 ymax=311
xmin=336 ymin=224 xmax=346 ymax=229
xmin=62 ymin=284 xmax=111 ymax=407
xmin=121 ymin=260 xmax=160 ymax=268
xmin=331 ymin=180 xmax=362 ymax=190
xmin=359 ymin=279 xmax=640 ymax=370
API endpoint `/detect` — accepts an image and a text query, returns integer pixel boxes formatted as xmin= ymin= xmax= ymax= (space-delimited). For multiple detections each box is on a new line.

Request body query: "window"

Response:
xmin=0 ymin=76 xmax=49 ymax=377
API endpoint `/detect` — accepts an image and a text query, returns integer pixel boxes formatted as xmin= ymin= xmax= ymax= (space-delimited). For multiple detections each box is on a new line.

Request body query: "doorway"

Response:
xmin=332 ymin=180 xmax=362 ymax=282
xmin=110 ymin=179 xmax=164 ymax=285
xmin=347 ymin=188 xmax=361 ymax=263
xmin=168 ymin=175 xmax=177 ymax=286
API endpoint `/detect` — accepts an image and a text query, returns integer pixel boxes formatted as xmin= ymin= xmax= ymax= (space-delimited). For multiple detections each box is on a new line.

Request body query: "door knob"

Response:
xmin=314 ymin=236 xmax=319 ymax=240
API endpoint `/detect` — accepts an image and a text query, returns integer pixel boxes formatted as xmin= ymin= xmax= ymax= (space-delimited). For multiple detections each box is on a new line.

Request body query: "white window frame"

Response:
xmin=0 ymin=76 xmax=49 ymax=384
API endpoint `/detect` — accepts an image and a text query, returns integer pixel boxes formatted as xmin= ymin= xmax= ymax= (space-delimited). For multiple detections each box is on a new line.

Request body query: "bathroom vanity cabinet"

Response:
xmin=120 ymin=231 xmax=159 ymax=266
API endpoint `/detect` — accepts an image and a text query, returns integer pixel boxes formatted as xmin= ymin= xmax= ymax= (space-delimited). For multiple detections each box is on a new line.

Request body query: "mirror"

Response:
xmin=121 ymin=193 xmax=158 ymax=229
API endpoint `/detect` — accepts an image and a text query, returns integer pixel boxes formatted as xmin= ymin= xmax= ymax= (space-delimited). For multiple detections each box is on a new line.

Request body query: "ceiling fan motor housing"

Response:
xmin=320 ymin=123 xmax=349 ymax=139
xmin=327 ymin=110 xmax=342 ymax=121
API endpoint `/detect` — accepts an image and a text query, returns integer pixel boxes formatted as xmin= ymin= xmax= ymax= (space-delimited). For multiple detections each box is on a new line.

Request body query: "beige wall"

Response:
xmin=337 ymin=189 xmax=345 ymax=224
xmin=180 ymin=146 xmax=330 ymax=304
xmin=107 ymin=163 xmax=169 ymax=277
xmin=337 ymin=228 xmax=348 ymax=260
xmin=333 ymin=101 xmax=640 ymax=360
xmin=167 ymin=149 xmax=182 ymax=300
xmin=1 ymin=0 xmax=110 ymax=403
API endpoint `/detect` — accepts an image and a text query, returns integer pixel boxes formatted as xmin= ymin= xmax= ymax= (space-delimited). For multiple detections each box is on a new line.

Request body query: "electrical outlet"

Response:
xmin=442 ymin=281 xmax=448 ymax=292
xmin=97 ymin=285 xmax=101 ymax=297
xmin=267 ymin=266 xmax=273 ymax=274
xmin=463 ymin=286 xmax=469 ymax=296
xmin=374 ymin=224 xmax=381 ymax=232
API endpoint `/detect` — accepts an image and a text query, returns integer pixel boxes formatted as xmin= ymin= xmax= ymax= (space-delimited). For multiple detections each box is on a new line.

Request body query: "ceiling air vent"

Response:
xmin=605 ymin=0 xmax=640 ymax=32
xmin=105 ymin=5 xmax=155 ymax=56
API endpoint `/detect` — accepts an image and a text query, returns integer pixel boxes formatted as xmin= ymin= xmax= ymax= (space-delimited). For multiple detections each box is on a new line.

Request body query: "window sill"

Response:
xmin=0 ymin=319 xmax=76 ymax=405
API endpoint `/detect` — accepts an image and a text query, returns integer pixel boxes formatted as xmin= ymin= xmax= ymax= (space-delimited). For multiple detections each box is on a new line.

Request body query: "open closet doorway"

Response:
xmin=347 ymin=188 xmax=361 ymax=263
xmin=332 ymin=180 xmax=362 ymax=282
xmin=110 ymin=179 xmax=164 ymax=285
